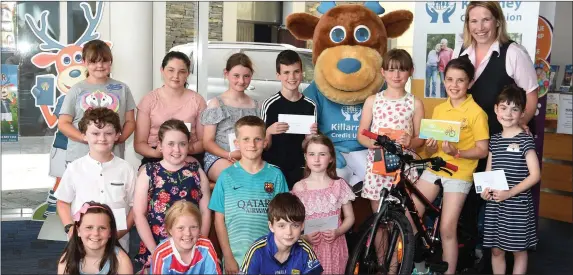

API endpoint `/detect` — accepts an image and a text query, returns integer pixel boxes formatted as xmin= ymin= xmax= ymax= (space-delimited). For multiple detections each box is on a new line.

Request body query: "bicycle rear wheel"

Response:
xmin=346 ymin=209 xmax=415 ymax=275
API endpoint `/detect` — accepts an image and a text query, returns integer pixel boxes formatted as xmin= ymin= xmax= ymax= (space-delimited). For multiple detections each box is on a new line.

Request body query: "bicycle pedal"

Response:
xmin=427 ymin=261 xmax=448 ymax=274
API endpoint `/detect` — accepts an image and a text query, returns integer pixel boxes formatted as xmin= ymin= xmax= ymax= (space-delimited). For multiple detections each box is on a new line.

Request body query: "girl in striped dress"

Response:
xmin=481 ymin=84 xmax=541 ymax=275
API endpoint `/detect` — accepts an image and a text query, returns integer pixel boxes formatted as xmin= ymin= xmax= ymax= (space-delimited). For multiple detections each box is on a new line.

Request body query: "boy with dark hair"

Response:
xmin=262 ymin=50 xmax=317 ymax=189
xmin=240 ymin=192 xmax=323 ymax=275
xmin=55 ymin=107 xmax=136 ymax=252
xmin=209 ymin=115 xmax=288 ymax=274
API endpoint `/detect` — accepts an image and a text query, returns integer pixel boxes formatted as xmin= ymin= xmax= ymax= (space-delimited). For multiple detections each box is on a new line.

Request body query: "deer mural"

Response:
xmin=26 ymin=1 xmax=109 ymax=128
xmin=26 ymin=1 xmax=111 ymax=220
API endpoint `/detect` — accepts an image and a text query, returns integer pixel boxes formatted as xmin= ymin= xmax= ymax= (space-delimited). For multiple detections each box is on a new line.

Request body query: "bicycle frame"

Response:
xmin=356 ymin=130 xmax=462 ymax=273
xmin=360 ymin=161 xmax=445 ymax=272
xmin=397 ymin=171 xmax=443 ymax=254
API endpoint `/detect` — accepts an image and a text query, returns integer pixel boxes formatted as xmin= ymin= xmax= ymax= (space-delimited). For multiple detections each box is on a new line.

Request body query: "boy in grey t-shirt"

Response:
xmin=59 ymin=78 xmax=136 ymax=162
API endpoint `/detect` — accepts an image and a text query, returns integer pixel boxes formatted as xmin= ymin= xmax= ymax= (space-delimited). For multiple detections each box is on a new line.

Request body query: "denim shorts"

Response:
xmin=203 ymin=152 xmax=222 ymax=173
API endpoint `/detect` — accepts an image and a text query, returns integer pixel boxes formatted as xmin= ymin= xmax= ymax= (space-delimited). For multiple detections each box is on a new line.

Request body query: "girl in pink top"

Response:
xmin=135 ymin=51 xmax=207 ymax=168
xmin=292 ymin=134 xmax=355 ymax=274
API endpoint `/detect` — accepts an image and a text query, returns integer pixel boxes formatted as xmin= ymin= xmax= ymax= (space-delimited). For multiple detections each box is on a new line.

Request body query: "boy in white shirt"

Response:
xmin=55 ymin=107 xmax=136 ymax=252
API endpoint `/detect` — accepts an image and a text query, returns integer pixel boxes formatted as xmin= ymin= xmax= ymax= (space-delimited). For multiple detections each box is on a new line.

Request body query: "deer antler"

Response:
xmin=75 ymin=1 xmax=104 ymax=46
xmin=25 ymin=11 xmax=64 ymax=51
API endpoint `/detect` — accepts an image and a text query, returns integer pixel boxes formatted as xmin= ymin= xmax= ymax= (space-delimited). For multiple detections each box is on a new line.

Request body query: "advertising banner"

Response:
xmin=1 ymin=64 xmax=18 ymax=142
xmin=414 ymin=1 xmax=540 ymax=99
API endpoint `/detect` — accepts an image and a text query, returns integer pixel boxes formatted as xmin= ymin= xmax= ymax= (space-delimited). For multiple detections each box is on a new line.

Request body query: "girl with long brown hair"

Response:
xmin=57 ymin=201 xmax=133 ymax=274
xmin=291 ymin=134 xmax=356 ymax=274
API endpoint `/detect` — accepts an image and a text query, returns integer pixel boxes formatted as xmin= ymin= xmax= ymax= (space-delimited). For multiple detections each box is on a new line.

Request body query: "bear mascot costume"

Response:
xmin=286 ymin=2 xmax=413 ymax=186
xmin=286 ymin=2 xmax=414 ymax=252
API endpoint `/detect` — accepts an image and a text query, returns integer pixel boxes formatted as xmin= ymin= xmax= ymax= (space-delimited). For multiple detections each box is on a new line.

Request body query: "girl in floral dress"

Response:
xmin=292 ymin=134 xmax=356 ymax=274
xmin=133 ymin=119 xmax=211 ymax=273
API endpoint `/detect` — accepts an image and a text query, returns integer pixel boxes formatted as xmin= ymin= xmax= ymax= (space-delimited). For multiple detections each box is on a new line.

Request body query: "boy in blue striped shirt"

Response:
xmin=209 ymin=116 xmax=288 ymax=274
xmin=240 ymin=193 xmax=323 ymax=275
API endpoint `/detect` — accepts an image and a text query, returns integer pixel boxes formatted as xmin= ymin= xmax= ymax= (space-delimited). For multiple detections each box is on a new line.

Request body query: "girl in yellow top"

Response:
xmin=413 ymin=57 xmax=489 ymax=274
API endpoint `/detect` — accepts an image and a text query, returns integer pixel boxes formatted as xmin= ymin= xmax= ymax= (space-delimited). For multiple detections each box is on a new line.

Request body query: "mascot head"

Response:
xmin=286 ymin=2 xmax=413 ymax=105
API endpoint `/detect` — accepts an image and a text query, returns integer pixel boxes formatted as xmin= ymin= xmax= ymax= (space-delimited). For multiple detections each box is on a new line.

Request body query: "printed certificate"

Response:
xmin=419 ymin=119 xmax=461 ymax=142
xmin=304 ymin=215 xmax=339 ymax=235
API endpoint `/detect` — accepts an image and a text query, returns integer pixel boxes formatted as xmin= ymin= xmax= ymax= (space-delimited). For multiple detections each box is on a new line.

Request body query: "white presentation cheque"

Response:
xmin=228 ymin=132 xmax=237 ymax=152
xmin=304 ymin=215 xmax=339 ymax=235
xmin=278 ymin=114 xmax=315 ymax=134
xmin=112 ymin=208 xmax=128 ymax=231
xmin=473 ymin=170 xmax=509 ymax=194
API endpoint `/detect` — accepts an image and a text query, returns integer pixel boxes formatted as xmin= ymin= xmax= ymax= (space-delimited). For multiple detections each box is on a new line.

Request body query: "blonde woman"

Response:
xmin=453 ymin=2 xmax=538 ymax=274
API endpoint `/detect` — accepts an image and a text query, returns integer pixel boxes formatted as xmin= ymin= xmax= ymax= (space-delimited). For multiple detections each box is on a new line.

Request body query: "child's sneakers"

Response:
xmin=43 ymin=190 xmax=57 ymax=218
xmin=412 ymin=267 xmax=431 ymax=275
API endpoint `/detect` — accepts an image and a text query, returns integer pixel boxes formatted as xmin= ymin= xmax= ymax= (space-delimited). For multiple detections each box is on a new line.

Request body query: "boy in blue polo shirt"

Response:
xmin=240 ymin=192 xmax=323 ymax=275
xmin=209 ymin=116 xmax=288 ymax=274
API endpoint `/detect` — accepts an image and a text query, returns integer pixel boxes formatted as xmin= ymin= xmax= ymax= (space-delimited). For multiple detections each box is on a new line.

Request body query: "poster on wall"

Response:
xmin=560 ymin=65 xmax=572 ymax=92
xmin=545 ymin=92 xmax=559 ymax=121
xmin=413 ymin=1 xmax=540 ymax=96
xmin=549 ymin=65 xmax=560 ymax=92
xmin=535 ymin=16 xmax=552 ymax=62
xmin=424 ymin=33 xmax=454 ymax=99
xmin=1 ymin=64 xmax=19 ymax=142
xmin=534 ymin=59 xmax=551 ymax=98
xmin=557 ymin=93 xmax=572 ymax=134
xmin=1 ymin=2 xmax=16 ymax=51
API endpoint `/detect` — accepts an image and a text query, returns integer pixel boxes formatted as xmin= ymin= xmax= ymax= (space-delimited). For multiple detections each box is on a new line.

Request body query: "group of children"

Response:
xmin=356 ymin=50 xmax=539 ymax=275
xmin=51 ymin=38 xmax=539 ymax=275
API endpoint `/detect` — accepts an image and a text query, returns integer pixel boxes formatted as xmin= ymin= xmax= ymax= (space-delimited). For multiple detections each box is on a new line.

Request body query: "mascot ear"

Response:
xmin=286 ymin=13 xmax=320 ymax=41
xmin=380 ymin=10 xmax=414 ymax=38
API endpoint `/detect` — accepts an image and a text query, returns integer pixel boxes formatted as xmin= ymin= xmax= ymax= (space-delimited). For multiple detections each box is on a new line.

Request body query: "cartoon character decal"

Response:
xmin=79 ymin=90 xmax=120 ymax=112
xmin=1 ymin=83 xmax=16 ymax=124
xmin=26 ymin=1 xmax=111 ymax=220
xmin=26 ymin=1 xmax=109 ymax=128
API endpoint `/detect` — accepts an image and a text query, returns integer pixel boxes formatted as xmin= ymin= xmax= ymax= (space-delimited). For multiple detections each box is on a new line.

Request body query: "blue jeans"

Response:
xmin=439 ymin=71 xmax=447 ymax=98
xmin=425 ymin=65 xmax=438 ymax=97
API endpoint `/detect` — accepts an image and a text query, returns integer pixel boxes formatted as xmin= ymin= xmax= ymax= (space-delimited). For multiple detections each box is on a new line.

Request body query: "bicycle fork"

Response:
xmin=362 ymin=188 xmax=402 ymax=273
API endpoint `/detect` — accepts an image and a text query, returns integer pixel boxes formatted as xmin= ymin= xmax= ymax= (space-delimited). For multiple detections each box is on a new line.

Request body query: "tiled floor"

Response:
xmin=2 ymin=137 xmax=54 ymax=220
xmin=1 ymin=136 xmax=53 ymax=154
xmin=2 ymin=188 xmax=49 ymax=220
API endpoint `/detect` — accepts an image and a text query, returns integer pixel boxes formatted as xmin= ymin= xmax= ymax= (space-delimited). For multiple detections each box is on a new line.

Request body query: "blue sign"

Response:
xmin=426 ymin=1 xmax=456 ymax=23
xmin=31 ymin=75 xmax=57 ymax=107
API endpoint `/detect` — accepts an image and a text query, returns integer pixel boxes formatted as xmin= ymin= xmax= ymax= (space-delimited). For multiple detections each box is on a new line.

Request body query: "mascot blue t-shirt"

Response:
xmin=304 ymin=81 xmax=366 ymax=153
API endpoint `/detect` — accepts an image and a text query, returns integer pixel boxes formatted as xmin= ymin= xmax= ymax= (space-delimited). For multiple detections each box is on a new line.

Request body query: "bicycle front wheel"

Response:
xmin=346 ymin=209 xmax=415 ymax=275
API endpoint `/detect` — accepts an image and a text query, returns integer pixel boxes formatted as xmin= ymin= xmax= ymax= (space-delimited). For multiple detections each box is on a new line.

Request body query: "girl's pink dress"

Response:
xmin=292 ymin=178 xmax=356 ymax=274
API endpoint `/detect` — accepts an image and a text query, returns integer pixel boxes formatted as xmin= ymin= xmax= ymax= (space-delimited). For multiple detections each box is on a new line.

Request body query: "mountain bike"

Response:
xmin=346 ymin=130 xmax=460 ymax=275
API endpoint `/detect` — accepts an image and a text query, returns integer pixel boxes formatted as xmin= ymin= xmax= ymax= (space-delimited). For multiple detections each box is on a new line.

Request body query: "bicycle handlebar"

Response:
xmin=361 ymin=129 xmax=458 ymax=172
xmin=444 ymin=162 xmax=459 ymax=172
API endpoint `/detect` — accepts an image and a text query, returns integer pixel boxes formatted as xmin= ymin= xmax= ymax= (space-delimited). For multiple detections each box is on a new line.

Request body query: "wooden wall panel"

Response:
xmin=543 ymin=133 xmax=573 ymax=161
xmin=541 ymin=162 xmax=573 ymax=192
xmin=540 ymin=192 xmax=573 ymax=223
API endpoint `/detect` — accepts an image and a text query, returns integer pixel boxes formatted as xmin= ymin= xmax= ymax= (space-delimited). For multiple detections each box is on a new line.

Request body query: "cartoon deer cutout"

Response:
xmin=26 ymin=1 xmax=110 ymax=128
xmin=25 ymin=1 xmax=111 ymax=220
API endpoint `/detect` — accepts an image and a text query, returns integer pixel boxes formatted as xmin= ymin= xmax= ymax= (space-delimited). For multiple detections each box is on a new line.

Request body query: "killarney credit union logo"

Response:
xmin=425 ymin=1 xmax=456 ymax=23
